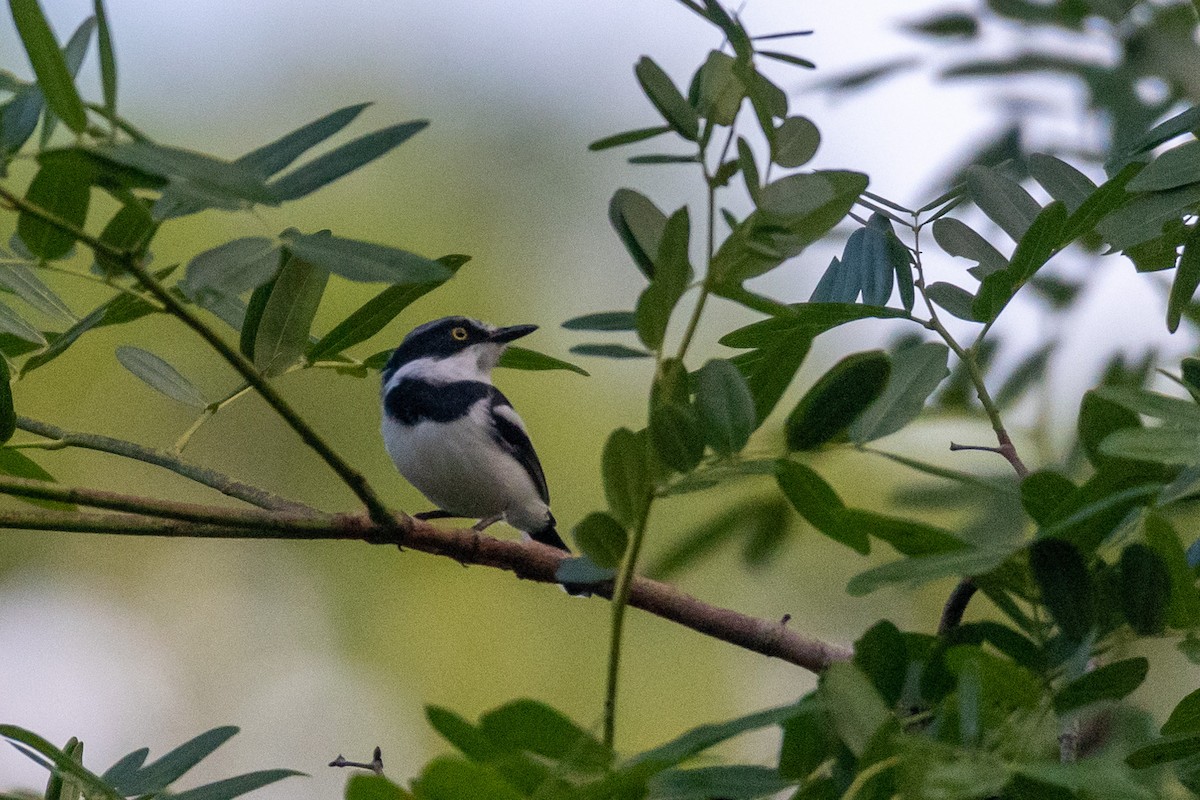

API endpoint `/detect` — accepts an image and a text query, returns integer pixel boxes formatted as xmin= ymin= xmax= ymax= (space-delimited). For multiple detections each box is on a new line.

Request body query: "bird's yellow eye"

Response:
xmin=451 ymin=327 xmax=468 ymax=341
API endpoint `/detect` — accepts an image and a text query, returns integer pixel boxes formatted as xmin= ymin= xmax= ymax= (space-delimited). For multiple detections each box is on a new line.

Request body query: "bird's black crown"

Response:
xmin=383 ymin=316 xmax=491 ymax=377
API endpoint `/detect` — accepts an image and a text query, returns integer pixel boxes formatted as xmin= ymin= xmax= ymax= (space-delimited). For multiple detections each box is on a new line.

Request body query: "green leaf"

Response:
xmin=849 ymin=342 xmax=949 ymax=443
xmin=719 ymin=303 xmax=911 ymax=349
xmin=1020 ymin=470 xmax=1075 ymax=526
xmin=307 ymin=254 xmax=466 ymax=361
xmin=1168 ymin=225 xmax=1200 ymax=333
xmin=649 ymin=403 xmax=704 ymax=473
xmin=697 ymin=51 xmax=743 ymax=127
xmin=771 ymin=116 xmax=819 ymax=168
xmin=0 ymin=263 xmax=70 ymax=323
xmin=268 ymin=120 xmax=427 ymax=201
xmin=96 ymin=141 xmax=276 ymax=214
xmin=94 ymin=201 xmax=156 ymax=276
xmin=1054 ymin=657 xmax=1149 ymax=713
xmin=1144 ymin=514 xmax=1200 ymax=629
xmin=1128 ymin=139 xmax=1200 ymax=193
xmin=238 ymin=103 xmax=371 ymax=177
xmin=94 ymin=0 xmax=116 ymax=126
xmin=635 ymin=207 xmax=691 ymax=350
xmin=854 ymin=620 xmax=908 ymax=706
xmin=253 ymin=250 xmax=329 ymax=376
xmin=759 ymin=50 xmax=815 ymax=69
xmin=646 ymin=496 xmax=789 ymax=579
xmin=609 ymin=189 xmax=667 ymax=279
xmin=847 ymin=546 xmax=1015 ymax=596
xmin=102 ymin=727 xmax=239 ymax=795
xmin=972 ymin=201 xmax=1067 ymax=322
xmin=965 ymin=165 xmax=1042 ymax=242
xmin=9 ymin=0 xmax=88 ymax=133
xmin=0 ymin=358 xmax=12 ymax=445
xmin=18 ymin=162 xmax=91 ymax=260
xmin=647 ymin=766 xmax=792 ymax=800
xmin=1098 ymin=181 xmax=1200 ymax=252
xmin=818 ymin=662 xmax=891 ymax=757
xmin=1095 ymin=384 xmax=1200 ymax=427
xmin=728 ymin=328 xmax=812 ymax=423
xmin=570 ymin=343 xmax=652 ymax=359
xmin=573 ymin=512 xmax=628 ymax=570
xmin=345 ymin=774 xmax=413 ymax=800
xmin=115 ymin=346 xmax=208 ymax=409
xmin=0 ymin=447 xmax=70 ymax=509
xmin=169 ymin=770 xmax=304 ymax=800
xmin=182 ymin=237 xmax=281 ymax=301
xmin=926 ymin=282 xmax=979 ymax=321
xmin=774 ymin=459 xmax=866 ymax=553
xmin=414 ymin=757 xmax=523 ymax=800
xmin=425 ymin=706 xmax=501 ymax=762
xmin=841 ymin=508 xmax=964 ymax=556
xmin=1029 ymin=538 xmax=1094 ymax=643
xmin=588 ymin=125 xmax=673 ymax=151
xmin=1101 ymin=428 xmax=1200 ymax=466
xmin=694 ymin=359 xmax=756 ymax=456
xmin=635 ymin=56 xmax=699 ymax=140
xmin=905 ymin=11 xmax=978 ymax=37
xmin=0 ymin=300 xmax=45 ymax=344
xmin=37 ymin=17 xmax=94 ymax=150
xmin=562 ymin=311 xmax=636 ymax=331
xmin=737 ymin=137 xmax=761 ymax=206
xmin=0 ymin=724 xmax=120 ymax=800
xmin=1119 ymin=543 xmax=1171 ymax=635
xmin=1061 ymin=161 xmax=1140 ymax=244
xmin=239 ymin=275 xmax=275 ymax=361
xmin=602 ymin=428 xmax=650 ymax=526
xmin=627 ymin=700 xmax=807 ymax=770
xmin=931 ymin=217 xmax=1007 ymax=277
xmin=1164 ymin=688 xmax=1200 ymax=736
xmin=1127 ymin=734 xmax=1200 ymax=769
xmin=479 ymin=699 xmax=611 ymax=772
xmin=496 ymin=346 xmax=588 ymax=377
xmin=785 ymin=351 xmax=891 ymax=450
xmin=280 ymin=229 xmax=449 ymax=284
xmin=1028 ymin=153 xmax=1096 ymax=213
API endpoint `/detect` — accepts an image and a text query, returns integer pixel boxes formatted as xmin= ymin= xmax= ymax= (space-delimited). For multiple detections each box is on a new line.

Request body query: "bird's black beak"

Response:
xmin=490 ymin=324 xmax=537 ymax=344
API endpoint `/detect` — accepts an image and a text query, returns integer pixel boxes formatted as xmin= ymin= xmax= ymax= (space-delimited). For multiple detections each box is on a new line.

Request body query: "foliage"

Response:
xmin=3 ymin=0 xmax=1200 ymax=798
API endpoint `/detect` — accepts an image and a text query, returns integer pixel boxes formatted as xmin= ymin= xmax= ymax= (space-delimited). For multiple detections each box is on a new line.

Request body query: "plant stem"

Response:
xmin=0 ymin=186 xmax=394 ymax=524
xmin=840 ymin=755 xmax=899 ymax=800
xmin=174 ymin=382 xmax=253 ymax=453
xmin=16 ymin=416 xmax=314 ymax=512
xmin=603 ymin=503 xmax=653 ymax=749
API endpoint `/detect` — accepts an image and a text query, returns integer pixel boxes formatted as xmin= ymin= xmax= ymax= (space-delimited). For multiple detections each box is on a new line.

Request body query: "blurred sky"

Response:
xmin=0 ymin=1 xmax=1194 ymax=798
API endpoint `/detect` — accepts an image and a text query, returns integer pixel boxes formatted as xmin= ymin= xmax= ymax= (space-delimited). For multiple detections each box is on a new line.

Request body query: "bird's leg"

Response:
xmin=472 ymin=514 xmax=503 ymax=531
xmin=414 ymin=509 xmax=461 ymax=521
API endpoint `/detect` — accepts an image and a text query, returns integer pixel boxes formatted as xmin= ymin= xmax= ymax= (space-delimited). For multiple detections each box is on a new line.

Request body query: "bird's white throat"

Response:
xmin=385 ymin=344 xmax=503 ymax=390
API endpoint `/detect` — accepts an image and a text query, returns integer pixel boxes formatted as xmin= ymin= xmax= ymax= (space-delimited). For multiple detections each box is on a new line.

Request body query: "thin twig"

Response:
xmin=15 ymin=416 xmax=314 ymax=513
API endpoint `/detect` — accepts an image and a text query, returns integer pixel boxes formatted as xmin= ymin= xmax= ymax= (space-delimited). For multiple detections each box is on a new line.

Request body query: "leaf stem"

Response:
xmin=603 ymin=501 xmax=653 ymax=749
xmin=174 ymin=382 xmax=253 ymax=453
xmin=0 ymin=185 xmax=394 ymax=524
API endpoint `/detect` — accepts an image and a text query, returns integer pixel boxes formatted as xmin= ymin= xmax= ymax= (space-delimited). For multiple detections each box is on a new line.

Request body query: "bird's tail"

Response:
xmin=532 ymin=516 xmax=594 ymax=597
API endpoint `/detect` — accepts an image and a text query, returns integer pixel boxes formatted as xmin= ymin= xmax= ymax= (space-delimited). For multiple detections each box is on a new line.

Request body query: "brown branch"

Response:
xmin=2 ymin=507 xmax=850 ymax=674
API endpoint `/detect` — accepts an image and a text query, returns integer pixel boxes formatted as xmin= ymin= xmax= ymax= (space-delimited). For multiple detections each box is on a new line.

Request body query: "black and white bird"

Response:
xmin=380 ymin=316 xmax=570 ymax=551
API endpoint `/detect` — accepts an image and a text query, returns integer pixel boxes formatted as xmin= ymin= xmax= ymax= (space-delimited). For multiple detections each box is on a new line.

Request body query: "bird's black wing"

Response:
xmin=487 ymin=387 xmax=549 ymax=505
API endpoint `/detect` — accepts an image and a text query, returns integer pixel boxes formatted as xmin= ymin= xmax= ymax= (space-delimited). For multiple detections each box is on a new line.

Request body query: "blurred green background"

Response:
xmin=2 ymin=1 xmax=1195 ymax=797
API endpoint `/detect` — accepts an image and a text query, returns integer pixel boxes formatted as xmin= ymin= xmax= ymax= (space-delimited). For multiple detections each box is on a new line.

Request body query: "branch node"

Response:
xmin=328 ymin=747 xmax=384 ymax=774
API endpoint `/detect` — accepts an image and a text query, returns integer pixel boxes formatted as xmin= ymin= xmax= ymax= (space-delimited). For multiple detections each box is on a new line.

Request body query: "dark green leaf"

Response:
xmin=1061 ymin=161 xmax=1140 ymax=244
xmin=1028 ymin=153 xmax=1096 ymax=213
xmin=778 ymin=698 xmax=831 ymax=781
xmin=648 ymin=766 xmax=792 ymax=800
xmin=737 ymin=137 xmax=760 ymax=206
xmin=1168 ymin=225 xmax=1200 ymax=333
xmin=96 ymin=141 xmax=276 ymax=214
xmin=570 ymin=343 xmax=652 ymax=359
xmin=759 ymin=50 xmax=815 ymax=69
xmin=307 ymin=254 xmax=466 ymax=361
xmin=847 ymin=546 xmax=1015 ymax=596
xmin=719 ymin=303 xmax=911 ymax=349
xmin=635 ymin=56 xmax=699 ymax=140
xmin=269 ymin=121 xmax=427 ymax=201
xmin=37 ymin=17 xmax=94 ymax=149
xmin=115 ymin=346 xmax=208 ymax=408
xmin=0 ymin=85 xmax=45 ymax=156
xmin=729 ymin=328 xmax=811 ymax=423
xmin=1163 ymin=688 xmax=1200 ymax=736
xmin=102 ymin=727 xmax=238 ymax=795
xmin=608 ymin=188 xmax=667 ymax=279
xmin=924 ymin=282 xmax=978 ymax=321
xmin=1054 ymin=657 xmax=1149 ymax=713
xmin=627 ymin=700 xmax=807 ymax=770
xmin=972 ymin=201 xmax=1067 ymax=322
xmin=0 ymin=726 xmax=118 ymax=800
xmin=771 ymin=116 xmax=819 ymax=168
xmin=496 ymin=346 xmax=588 ymax=377
xmin=169 ymin=770 xmax=303 ymax=800
xmin=425 ymin=706 xmax=500 ymax=762
xmin=345 ymin=774 xmax=413 ymax=800
xmin=280 ymin=230 xmax=450 ymax=284
xmin=182 ymin=237 xmax=281 ymax=301
xmin=904 ymin=12 xmax=978 ymax=37
xmin=1127 ymin=734 xmax=1200 ymax=769
xmin=649 ymin=403 xmax=704 ymax=473
xmin=818 ymin=662 xmax=890 ymax=757
xmin=602 ymin=428 xmax=650 ymax=526
xmin=18 ymin=162 xmax=91 ymax=260
xmin=931 ymin=217 xmax=1007 ymax=278
xmin=572 ymin=512 xmax=627 ymax=569
xmin=646 ymin=496 xmax=789 ymax=579
xmin=0 ymin=358 xmax=13 ymax=444
xmin=1124 ymin=104 xmax=1200 ymax=157
xmin=238 ymin=103 xmax=371 ymax=177
xmin=965 ymin=165 xmax=1042 ymax=242
xmin=9 ymin=0 xmax=88 ymax=132
xmin=1020 ymin=471 xmax=1075 ymax=526
xmin=1144 ymin=514 xmax=1200 ymax=629
xmin=1029 ymin=538 xmax=1094 ymax=642
xmin=239 ymin=275 xmax=275 ymax=361
xmin=253 ymin=250 xmax=329 ymax=376
xmin=413 ymin=757 xmax=522 ymax=800
xmin=635 ymin=207 xmax=691 ymax=350
xmin=1098 ymin=181 xmax=1200 ymax=252
xmin=841 ymin=508 xmax=964 ymax=557
xmin=694 ymin=359 xmax=756 ymax=456
xmin=774 ymin=459 xmax=866 ymax=553
xmin=562 ymin=311 xmax=636 ymax=331
xmin=94 ymin=0 xmax=116 ymax=126
xmin=629 ymin=154 xmax=698 ymax=166
xmin=1101 ymin=428 xmax=1200 ymax=465
xmin=588 ymin=125 xmax=673 ymax=151
xmin=1119 ymin=543 xmax=1171 ymax=635
xmin=479 ymin=699 xmax=610 ymax=772
xmin=854 ymin=620 xmax=907 ymax=706
xmin=786 ymin=351 xmax=891 ymax=450
xmin=849 ymin=342 xmax=948 ymax=443
xmin=1128 ymin=140 xmax=1200 ymax=193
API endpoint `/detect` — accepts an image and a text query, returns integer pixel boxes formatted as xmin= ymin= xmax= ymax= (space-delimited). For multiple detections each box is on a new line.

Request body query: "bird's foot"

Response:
xmin=472 ymin=514 xmax=503 ymax=532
